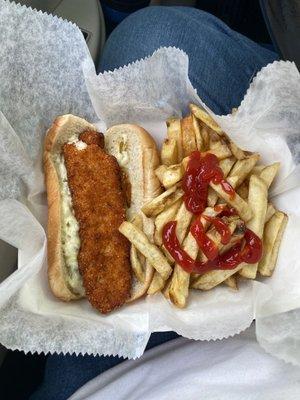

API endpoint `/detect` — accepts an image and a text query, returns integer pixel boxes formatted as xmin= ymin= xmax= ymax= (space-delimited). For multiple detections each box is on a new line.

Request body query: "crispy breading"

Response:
xmin=79 ymin=130 xmax=104 ymax=147
xmin=63 ymin=133 xmax=131 ymax=314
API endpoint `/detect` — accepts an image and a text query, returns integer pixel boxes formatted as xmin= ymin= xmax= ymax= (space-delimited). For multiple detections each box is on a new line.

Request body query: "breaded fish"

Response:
xmin=63 ymin=131 xmax=132 ymax=314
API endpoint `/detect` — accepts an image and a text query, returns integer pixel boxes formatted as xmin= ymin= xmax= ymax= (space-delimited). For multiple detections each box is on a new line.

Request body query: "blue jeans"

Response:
xmin=31 ymin=6 xmax=277 ymax=400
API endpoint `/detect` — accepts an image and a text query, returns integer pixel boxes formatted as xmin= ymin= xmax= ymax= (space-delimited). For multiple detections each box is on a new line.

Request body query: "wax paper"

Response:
xmin=0 ymin=0 xmax=300 ymax=363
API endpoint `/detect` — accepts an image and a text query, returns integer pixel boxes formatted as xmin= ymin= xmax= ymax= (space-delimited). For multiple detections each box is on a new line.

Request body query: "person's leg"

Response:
xmin=30 ymin=331 xmax=179 ymax=400
xmin=99 ymin=6 xmax=278 ymax=115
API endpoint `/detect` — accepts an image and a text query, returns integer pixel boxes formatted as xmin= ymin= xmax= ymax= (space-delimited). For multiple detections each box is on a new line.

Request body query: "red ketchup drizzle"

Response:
xmin=162 ymin=151 xmax=263 ymax=274
xmin=203 ymin=215 xmax=231 ymax=245
xmin=182 ymin=151 xmax=235 ymax=215
xmin=190 ymin=217 xmax=218 ymax=260
xmin=163 ymin=223 xmax=262 ymax=274
xmin=214 ymin=204 xmax=237 ymax=217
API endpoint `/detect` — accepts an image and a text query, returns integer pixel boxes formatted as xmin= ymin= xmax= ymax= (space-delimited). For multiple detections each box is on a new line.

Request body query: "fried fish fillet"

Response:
xmin=63 ymin=131 xmax=132 ymax=314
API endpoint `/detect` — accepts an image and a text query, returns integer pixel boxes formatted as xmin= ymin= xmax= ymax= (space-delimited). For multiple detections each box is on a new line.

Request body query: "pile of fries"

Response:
xmin=119 ymin=104 xmax=288 ymax=308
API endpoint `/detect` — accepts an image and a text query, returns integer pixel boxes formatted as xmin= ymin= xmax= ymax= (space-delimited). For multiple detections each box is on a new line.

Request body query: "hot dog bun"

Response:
xmin=105 ymin=124 xmax=161 ymax=301
xmin=44 ymin=115 xmax=161 ymax=307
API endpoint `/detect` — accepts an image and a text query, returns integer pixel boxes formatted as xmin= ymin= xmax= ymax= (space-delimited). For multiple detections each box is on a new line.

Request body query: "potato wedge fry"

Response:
xmin=228 ymin=154 xmax=260 ymax=187
xmin=181 ymin=115 xmax=197 ymax=157
xmin=167 ymin=117 xmax=182 ymax=162
xmin=162 ymin=164 xmax=184 ymax=188
xmin=161 ymin=138 xmax=178 ymax=166
xmin=224 ymin=275 xmax=238 ymax=290
xmin=130 ymin=244 xmax=145 ymax=283
xmin=239 ymin=175 xmax=268 ymax=279
xmin=119 ymin=221 xmax=172 ymax=280
xmin=259 ymin=162 xmax=280 ymax=188
xmin=189 ymin=103 xmax=222 ymax=134
xmin=147 ymin=271 xmax=165 ymax=295
xmin=142 ymin=186 xmax=183 ymax=217
xmin=154 ymin=200 xmax=181 ymax=245
xmin=209 ymin=180 xmax=252 ymax=221
xmin=265 ymin=203 xmax=276 ymax=223
xmin=259 ymin=211 xmax=288 ymax=276
xmin=155 ymin=165 xmax=167 ymax=184
xmin=192 ymin=114 xmax=204 ymax=151
xmin=169 ymin=232 xmax=198 ymax=308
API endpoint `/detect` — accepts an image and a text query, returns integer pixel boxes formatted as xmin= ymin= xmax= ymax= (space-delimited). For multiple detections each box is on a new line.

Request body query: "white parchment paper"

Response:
xmin=0 ymin=0 xmax=300 ymax=363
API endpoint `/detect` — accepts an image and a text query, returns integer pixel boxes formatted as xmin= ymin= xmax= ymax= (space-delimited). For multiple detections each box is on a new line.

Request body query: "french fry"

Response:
xmin=192 ymin=114 xmax=204 ymax=151
xmin=259 ymin=211 xmax=288 ymax=277
xmin=228 ymin=154 xmax=260 ymax=187
xmin=259 ymin=162 xmax=280 ymax=188
xmin=252 ymin=165 xmax=265 ymax=175
xmin=162 ymin=244 xmax=175 ymax=264
xmin=167 ymin=117 xmax=182 ymax=162
xmin=130 ymin=245 xmax=145 ymax=283
xmin=239 ymin=175 xmax=268 ymax=279
xmin=236 ymin=182 xmax=249 ymax=200
xmin=192 ymin=223 xmax=245 ymax=290
xmin=181 ymin=156 xmax=190 ymax=170
xmin=130 ymin=213 xmax=146 ymax=282
xmin=207 ymin=157 xmax=235 ymax=207
xmin=189 ymin=103 xmax=222 ymax=134
xmin=199 ymin=122 xmax=210 ymax=150
xmin=169 ymin=232 xmax=198 ymax=308
xmin=119 ymin=221 xmax=172 ymax=280
xmin=181 ymin=115 xmax=197 ymax=157
xmin=155 ymin=165 xmax=167 ymax=184
xmin=209 ymin=133 xmax=232 ymax=159
xmin=209 ymin=180 xmax=252 ymax=221
xmin=161 ymin=164 xmax=184 ymax=188
xmin=265 ymin=203 xmax=276 ymax=223
xmin=228 ymin=140 xmax=246 ymax=160
xmin=142 ymin=185 xmax=183 ymax=217
xmin=147 ymin=271 xmax=165 ymax=295
xmin=197 ymin=220 xmax=238 ymax=262
xmin=175 ymin=202 xmax=193 ymax=243
xmin=224 ymin=275 xmax=238 ymax=290
xmin=220 ymin=157 xmax=236 ymax=176
xmin=154 ymin=200 xmax=181 ymax=245
xmin=130 ymin=213 xmax=143 ymax=228
xmin=192 ymin=265 xmax=241 ymax=290
xmin=161 ymin=138 xmax=178 ymax=166
xmin=162 ymin=277 xmax=172 ymax=300
xmin=166 ymin=202 xmax=194 ymax=308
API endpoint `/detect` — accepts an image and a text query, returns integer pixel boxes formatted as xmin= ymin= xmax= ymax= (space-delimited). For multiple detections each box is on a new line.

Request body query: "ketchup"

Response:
xmin=162 ymin=223 xmax=262 ymax=274
xmin=182 ymin=151 xmax=235 ymax=215
xmin=214 ymin=204 xmax=237 ymax=217
xmin=163 ymin=221 xmax=198 ymax=272
xmin=190 ymin=217 xmax=218 ymax=260
xmin=161 ymin=150 xmax=263 ymax=275
xmin=203 ymin=215 xmax=231 ymax=245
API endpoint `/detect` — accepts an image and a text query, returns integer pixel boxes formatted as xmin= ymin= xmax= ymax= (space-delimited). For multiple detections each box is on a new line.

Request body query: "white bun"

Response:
xmin=44 ymin=117 xmax=161 ymax=304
